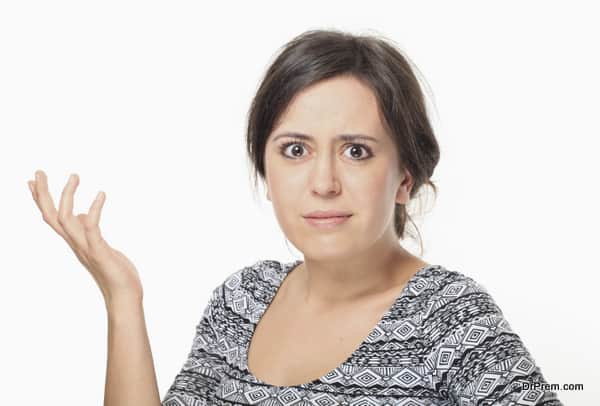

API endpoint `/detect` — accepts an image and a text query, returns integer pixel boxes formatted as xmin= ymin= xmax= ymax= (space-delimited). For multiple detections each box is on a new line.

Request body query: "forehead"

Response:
xmin=272 ymin=75 xmax=387 ymax=137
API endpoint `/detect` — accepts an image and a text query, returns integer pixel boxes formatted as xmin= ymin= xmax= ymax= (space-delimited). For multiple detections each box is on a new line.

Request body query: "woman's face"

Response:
xmin=264 ymin=74 xmax=414 ymax=260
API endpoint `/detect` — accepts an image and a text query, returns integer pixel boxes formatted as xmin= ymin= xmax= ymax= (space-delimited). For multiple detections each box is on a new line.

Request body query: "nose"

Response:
xmin=309 ymin=154 xmax=342 ymax=197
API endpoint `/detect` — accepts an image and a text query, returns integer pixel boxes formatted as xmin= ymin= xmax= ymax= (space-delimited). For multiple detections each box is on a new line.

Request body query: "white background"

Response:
xmin=1 ymin=1 xmax=597 ymax=404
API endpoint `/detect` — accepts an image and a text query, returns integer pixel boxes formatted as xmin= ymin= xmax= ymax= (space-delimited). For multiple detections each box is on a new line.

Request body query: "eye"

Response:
xmin=278 ymin=141 xmax=374 ymax=161
xmin=343 ymin=144 xmax=373 ymax=160
xmin=279 ymin=141 xmax=309 ymax=159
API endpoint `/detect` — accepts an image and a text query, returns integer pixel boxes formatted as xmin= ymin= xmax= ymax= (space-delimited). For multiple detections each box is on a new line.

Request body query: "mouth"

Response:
xmin=303 ymin=214 xmax=353 ymax=228
xmin=302 ymin=210 xmax=353 ymax=218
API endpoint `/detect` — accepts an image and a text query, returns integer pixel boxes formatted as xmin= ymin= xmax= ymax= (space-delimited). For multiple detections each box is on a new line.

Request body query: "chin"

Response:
xmin=297 ymin=237 xmax=357 ymax=259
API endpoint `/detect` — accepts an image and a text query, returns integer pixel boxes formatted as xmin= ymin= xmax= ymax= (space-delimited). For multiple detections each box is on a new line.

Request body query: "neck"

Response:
xmin=289 ymin=242 xmax=428 ymax=310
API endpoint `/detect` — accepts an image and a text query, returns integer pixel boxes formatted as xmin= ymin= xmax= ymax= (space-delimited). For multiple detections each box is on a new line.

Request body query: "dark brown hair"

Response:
xmin=245 ymin=28 xmax=440 ymax=255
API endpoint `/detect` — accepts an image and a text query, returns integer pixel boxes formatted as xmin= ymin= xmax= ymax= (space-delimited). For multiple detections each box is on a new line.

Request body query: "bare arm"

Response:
xmin=27 ymin=170 xmax=163 ymax=406
xmin=104 ymin=297 xmax=162 ymax=406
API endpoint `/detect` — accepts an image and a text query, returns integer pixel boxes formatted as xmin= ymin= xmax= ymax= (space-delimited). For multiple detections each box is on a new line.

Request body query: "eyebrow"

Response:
xmin=271 ymin=132 xmax=380 ymax=144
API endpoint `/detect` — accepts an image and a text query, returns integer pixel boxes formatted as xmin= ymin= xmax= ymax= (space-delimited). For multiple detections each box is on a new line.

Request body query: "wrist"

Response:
xmin=105 ymin=292 xmax=144 ymax=314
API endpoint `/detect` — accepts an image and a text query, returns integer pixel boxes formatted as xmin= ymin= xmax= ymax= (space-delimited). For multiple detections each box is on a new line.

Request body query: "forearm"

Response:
xmin=104 ymin=297 xmax=162 ymax=406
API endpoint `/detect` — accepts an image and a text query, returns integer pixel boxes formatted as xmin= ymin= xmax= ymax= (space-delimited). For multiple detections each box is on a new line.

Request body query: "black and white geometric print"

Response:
xmin=162 ymin=259 xmax=563 ymax=405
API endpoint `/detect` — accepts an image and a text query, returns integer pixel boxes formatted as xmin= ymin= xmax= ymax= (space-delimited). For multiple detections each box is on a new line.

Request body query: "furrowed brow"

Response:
xmin=271 ymin=132 xmax=379 ymax=143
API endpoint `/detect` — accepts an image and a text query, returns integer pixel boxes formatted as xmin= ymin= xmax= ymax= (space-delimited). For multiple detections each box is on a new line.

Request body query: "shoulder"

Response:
xmin=417 ymin=264 xmax=495 ymax=296
xmin=213 ymin=258 xmax=292 ymax=293
xmin=206 ymin=258 xmax=296 ymax=312
xmin=419 ymin=267 xmax=513 ymax=371
xmin=412 ymin=265 xmax=514 ymax=350
xmin=423 ymin=267 xmax=563 ymax=403
xmin=416 ymin=264 xmax=505 ymax=318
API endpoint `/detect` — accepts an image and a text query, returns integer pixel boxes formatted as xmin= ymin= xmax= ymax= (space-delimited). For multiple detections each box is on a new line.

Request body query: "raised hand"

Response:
xmin=28 ymin=170 xmax=143 ymax=307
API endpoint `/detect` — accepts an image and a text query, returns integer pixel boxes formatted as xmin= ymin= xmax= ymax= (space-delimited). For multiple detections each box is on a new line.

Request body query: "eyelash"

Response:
xmin=278 ymin=141 xmax=374 ymax=161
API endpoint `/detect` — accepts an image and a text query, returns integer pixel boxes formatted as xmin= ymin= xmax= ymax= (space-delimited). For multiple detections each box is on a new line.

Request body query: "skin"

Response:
xmin=26 ymin=75 xmax=426 ymax=313
xmin=27 ymin=171 xmax=143 ymax=307
xmin=26 ymin=74 xmax=429 ymax=393
xmin=28 ymin=172 xmax=162 ymax=405
xmin=264 ymin=73 xmax=429 ymax=311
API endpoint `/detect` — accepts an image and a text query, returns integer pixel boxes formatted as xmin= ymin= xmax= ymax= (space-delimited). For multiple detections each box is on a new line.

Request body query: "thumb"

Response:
xmin=82 ymin=191 xmax=111 ymax=250
xmin=79 ymin=213 xmax=110 ymax=256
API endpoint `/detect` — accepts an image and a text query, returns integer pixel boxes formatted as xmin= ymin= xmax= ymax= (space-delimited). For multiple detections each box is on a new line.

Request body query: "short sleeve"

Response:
xmin=161 ymin=283 xmax=226 ymax=406
xmin=441 ymin=277 xmax=564 ymax=405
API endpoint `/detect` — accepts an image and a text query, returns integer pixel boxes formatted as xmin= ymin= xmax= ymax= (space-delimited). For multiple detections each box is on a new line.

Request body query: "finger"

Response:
xmin=84 ymin=192 xmax=108 ymax=249
xmin=57 ymin=173 xmax=89 ymax=250
xmin=58 ymin=173 xmax=78 ymax=222
xmin=88 ymin=191 xmax=105 ymax=227
xmin=33 ymin=171 xmax=62 ymax=228
xmin=28 ymin=180 xmax=37 ymax=201
xmin=32 ymin=170 xmax=78 ymax=246
xmin=72 ymin=215 xmax=96 ymax=266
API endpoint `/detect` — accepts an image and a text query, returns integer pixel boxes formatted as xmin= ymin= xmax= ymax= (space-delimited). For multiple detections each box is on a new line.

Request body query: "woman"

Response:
xmin=28 ymin=29 xmax=563 ymax=405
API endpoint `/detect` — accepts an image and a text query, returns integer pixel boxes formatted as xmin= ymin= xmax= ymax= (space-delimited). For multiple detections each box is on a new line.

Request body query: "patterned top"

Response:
xmin=161 ymin=259 xmax=563 ymax=405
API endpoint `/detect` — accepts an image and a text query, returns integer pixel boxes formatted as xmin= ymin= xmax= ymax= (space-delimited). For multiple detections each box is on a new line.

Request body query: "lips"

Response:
xmin=303 ymin=210 xmax=353 ymax=219
xmin=304 ymin=214 xmax=352 ymax=228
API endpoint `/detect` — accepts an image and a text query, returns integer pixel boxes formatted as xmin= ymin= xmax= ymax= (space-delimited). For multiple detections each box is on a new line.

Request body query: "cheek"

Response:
xmin=268 ymin=170 xmax=303 ymax=202
xmin=349 ymin=168 xmax=394 ymax=204
xmin=349 ymin=168 xmax=398 ymax=227
xmin=266 ymin=155 xmax=304 ymax=200
xmin=265 ymin=168 xmax=302 ymax=224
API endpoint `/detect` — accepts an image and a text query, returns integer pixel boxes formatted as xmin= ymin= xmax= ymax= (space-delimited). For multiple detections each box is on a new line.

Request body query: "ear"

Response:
xmin=395 ymin=167 xmax=414 ymax=205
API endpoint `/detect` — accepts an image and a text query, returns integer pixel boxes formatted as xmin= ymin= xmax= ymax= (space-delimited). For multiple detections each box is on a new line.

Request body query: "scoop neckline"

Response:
xmin=242 ymin=259 xmax=439 ymax=389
